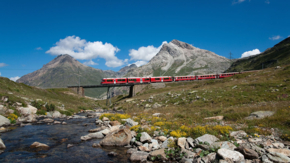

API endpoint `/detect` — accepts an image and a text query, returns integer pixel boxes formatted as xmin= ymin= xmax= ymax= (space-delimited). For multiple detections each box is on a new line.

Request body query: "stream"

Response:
xmin=0 ymin=113 xmax=130 ymax=163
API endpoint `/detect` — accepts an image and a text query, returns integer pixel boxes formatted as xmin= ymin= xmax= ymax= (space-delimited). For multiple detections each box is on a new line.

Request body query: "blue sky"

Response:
xmin=0 ymin=0 xmax=289 ymax=80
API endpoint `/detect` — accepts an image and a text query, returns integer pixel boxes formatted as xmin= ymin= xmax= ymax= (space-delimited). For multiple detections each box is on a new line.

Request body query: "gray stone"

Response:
xmin=202 ymin=152 xmax=216 ymax=163
xmin=162 ymin=137 xmax=174 ymax=148
xmin=217 ymin=148 xmax=245 ymax=162
xmin=180 ymin=158 xmax=193 ymax=163
xmin=181 ymin=148 xmax=196 ymax=158
xmin=204 ymin=116 xmax=224 ymax=120
xmin=251 ymin=144 xmax=266 ymax=156
xmin=267 ymin=152 xmax=290 ymax=163
xmin=150 ymin=148 xmax=167 ymax=160
xmin=138 ymin=143 xmax=150 ymax=152
xmin=123 ymin=118 xmax=138 ymax=127
xmin=0 ymin=138 xmax=6 ymax=150
xmin=30 ymin=142 xmax=49 ymax=151
xmin=152 ymin=103 xmax=161 ymax=109
xmin=272 ymin=143 xmax=284 ymax=148
xmin=102 ymin=117 xmax=109 ymax=121
xmin=151 ymin=139 xmax=159 ymax=150
xmin=54 ymin=121 xmax=61 ymax=124
xmin=237 ymin=146 xmax=259 ymax=159
xmin=152 ymin=113 xmax=161 ymax=117
xmin=211 ymin=141 xmax=236 ymax=151
xmin=42 ymin=118 xmax=54 ymax=123
xmin=0 ymin=115 xmax=10 ymax=126
xmin=248 ymin=138 xmax=262 ymax=143
xmin=158 ymin=136 xmax=167 ymax=142
xmin=186 ymin=137 xmax=195 ymax=147
xmin=130 ymin=151 xmax=149 ymax=162
xmin=267 ymin=148 xmax=290 ymax=157
xmin=195 ymin=134 xmax=219 ymax=145
xmin=245 ymin=111 xmax=275 ymax=120
xmin=95 ymin=119 xmax=103 ymax=125
xmin=178 ymin=137 xmax=189 ymax=149
xmin=17 ymin=105 xmax=37 ymax=116
xmin=230 ymin=130 xmax=247 ymax=138
xmin=100 ymin=128 xmax=132 ymax=146
xmin=127 ymin=148 xmax=137 ymax=154
xmin=81 ymin=131 xmax=104 ymax=141
xmin=262 ymin=155 xmax=273 ymax=163
xmin=140 ymin=132 xmax=152 ymax=143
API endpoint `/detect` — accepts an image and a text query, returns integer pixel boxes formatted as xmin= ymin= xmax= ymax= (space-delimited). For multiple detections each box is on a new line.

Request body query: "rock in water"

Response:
xmin=217 ymin=148 xmax=244 ymax=162
xmin=30 ymin=142 xmax=49 ymax=151
xmin=0 ymin=138 xmax=6 ymax=150
xmin=100 ymin=128 xmax=132 ymax=146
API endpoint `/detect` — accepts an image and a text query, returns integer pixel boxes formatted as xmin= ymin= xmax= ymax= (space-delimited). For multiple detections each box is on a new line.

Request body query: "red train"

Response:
xmin=101 ymin=72 xmax=241 ymax=85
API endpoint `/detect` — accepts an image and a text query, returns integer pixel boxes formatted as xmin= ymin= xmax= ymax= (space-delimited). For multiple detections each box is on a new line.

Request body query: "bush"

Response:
xmin=59 ymin=110 xmax=73 ymax=116
xmin=46 ymin=104 xmax=55 ymax=112
xmin=36 ymin=109 xmax=46 ymax=115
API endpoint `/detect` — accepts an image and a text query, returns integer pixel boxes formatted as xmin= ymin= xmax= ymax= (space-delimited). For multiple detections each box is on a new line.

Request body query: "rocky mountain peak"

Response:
xmin=44 ymin=54 xmax=84 ymax=70
xmin=170 ymin=39 xmax=194 ymax=50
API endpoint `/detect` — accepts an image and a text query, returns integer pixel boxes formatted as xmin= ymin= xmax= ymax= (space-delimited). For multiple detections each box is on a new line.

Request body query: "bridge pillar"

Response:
xmin=69 ymin=87 xmax=84 ymax=96
xmin=129 ymin=85 xmax=134 ymax=97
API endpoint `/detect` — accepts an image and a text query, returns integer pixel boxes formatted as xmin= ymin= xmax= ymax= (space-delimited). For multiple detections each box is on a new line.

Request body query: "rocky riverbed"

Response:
xmin=0 ymin=112 xmax=130 ymax=163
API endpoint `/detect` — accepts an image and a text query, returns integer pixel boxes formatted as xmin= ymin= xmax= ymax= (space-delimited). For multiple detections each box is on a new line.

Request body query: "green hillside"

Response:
xmin=226 ymin=37 xmax=290 ymax=72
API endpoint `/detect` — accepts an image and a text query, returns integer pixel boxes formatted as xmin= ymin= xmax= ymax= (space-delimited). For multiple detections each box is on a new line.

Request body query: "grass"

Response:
xmin=0 ymin=77 xmax=97 ymax=116
xmin=98 ymin=65 xmax=290 ymax=139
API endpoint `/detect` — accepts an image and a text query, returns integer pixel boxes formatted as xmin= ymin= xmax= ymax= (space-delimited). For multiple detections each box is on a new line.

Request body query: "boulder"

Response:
xmin=150 ymin=148 xmax=167 ymax=160
xmin=42 ymin=118 xmax=54 ymax=123
xmin=17 ymin=114 xmax=37 ymax=123
xmin=267 ymin=148 xmax=290 ymax=157
xmin=158 ymin=136 xmax=167 ymax=142
xmin=186 ymin=137 xmax=195 ymax=147
xmin=0 ymin=138 xmax=6 ymax=150
xmin=54 ymin=121 xmax=61 ymax=124
xmin=151 ymin=139 xmax=159 ymax=150
xmin=262 ymin=155 xmax=273 ymax=163
xmin=162 ymin=137 xmax=174 ymax=148
xmin=195 ymin=134 xmax=219 ymax=145
xmin=127 ymin=148 xmax=137 ymax=154
xmin=81 ymin=131 xmax=104 ymax=140
xmin=95 ymin=119 xmax=103 ymax=125
xmin=272 ymin=143 xmax=284 ymax=148
xmin=138 ymin=143 xmax=151 ymax=152
xmin=123 ymin=118 xmax=138 ymax=127
xmin=102 ymin=117 xmax=109 ymax=121
xmin=108 ymin=151 xmax=118 ymax=157
xmin=230 ymin=130 xmax=247 ymax=138
xmin=130 ymin=151 xmax=149 ymax=162
xmin=140 ymin=132 xmax=152 ymax=143
xmin=267 ymin=152 xmax=290 ymax=163
xmin=17 ymin=105 xmax=37 ymax=116
xmin=245 ymin=111 xmax=275 ymax=120
xmin=52 ymin=111 xmax=62 ymax=118
xmin=217 ymin=148 xmax=244 ymax=162
xmin=62 ymin=122 xmax=67 ymax=125
xmin=0 ymin=115 xmax=10 ymax=127
xmin=204 ymin=116 xmax=224 ymax=120
xmin=109 ymin=121 xmax=121 ymax=126
xmin=201 ymin=152 xmax=216 ymax=162
xmin=181 ymin=148 xmax=196 ymax=158
xmin=211 ymin=141 xmax=236 ymax=151
xmin=30 ymin=142 xmax=49 ymax=151
xmin=237 ymin=146 xmax=259 ymax=159
xmin=178 ymin=137 xmax=189 ymax=149
xmin=86 ymin=112 xmax=102 ymax=117
xmin=100 ymin=128 xmax=132 ymax=146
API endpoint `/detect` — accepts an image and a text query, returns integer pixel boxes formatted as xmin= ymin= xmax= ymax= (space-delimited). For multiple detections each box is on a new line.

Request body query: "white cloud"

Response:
xmin=83 ymin=60 xmax=98 ymax=66
xmin=241 ymin=49 xmax=261 ymax=58
xmin=232 ymin=0 xmax=246 ymax=5
xmin=46 ymin=35 xmax=125 ymax=67
xmin=0 ymin=63 xmax=8 ymax=67
xmin=288 ymin=35 xmax=290 ymax=38
xmin=10 ymin=76 xmax=20 ymax=82
xmin=129 ymin=41 xmax=167 ymax=62
xmin=134 ymin=61 xmax=148 ymax=67
xmin=269 ymin=35 xmax=282 ymax=40
xmin=36 ymin=47 xmax=42 ymax=50
xmin=265 ymin=0 xmax=270 ymax=4
xmin=0 ymin=72 xmax=1 ymax=76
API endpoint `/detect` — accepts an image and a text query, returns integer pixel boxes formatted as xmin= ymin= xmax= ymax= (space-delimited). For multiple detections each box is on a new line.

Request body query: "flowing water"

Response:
xmin=0 ymin=113 xmax=130 ymax=163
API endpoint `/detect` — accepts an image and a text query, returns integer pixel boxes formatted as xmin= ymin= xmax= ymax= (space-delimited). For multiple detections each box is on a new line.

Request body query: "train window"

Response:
xmin=118 ymin=79 xmax=125 ymax=81
xmin=129 ymin=79 xmax=137 ymax=81
xmin=164 ymin=78 xmax=169 ymax=80
xmin=155 ymin=78 xmax=160 ymax=80
xmin=144 ymin=78 xmax=150 ymax=81
xmin=107 ymin=80 xmax=113 ymax=82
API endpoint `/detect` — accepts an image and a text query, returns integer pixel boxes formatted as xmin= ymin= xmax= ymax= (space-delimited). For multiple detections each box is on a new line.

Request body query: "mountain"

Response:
xmin=17 ymin=54 xmax=115 ymax=97
xmin=226 ymin=37 xmax=290 ymax=72
xmin=125 ymin=39 xmax=231 ymax=77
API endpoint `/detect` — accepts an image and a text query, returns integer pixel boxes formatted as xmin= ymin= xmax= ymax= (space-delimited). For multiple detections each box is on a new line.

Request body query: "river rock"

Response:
xmin=181 ymin=148 xmax=196 ymax=158
xmin=237 ymin=146 xmax=259 ymax=159
xmin=95 ymin=119 xmax=103 ymax=125
xmin=42 ymin=118 xmax=54 ymax=123
xmin=17 ymin=114 xmax=37 ymax=123
xmin=267 ymin=152 xmax=290 ymax=163
xmin=180 ymin=158 xmax=194 ymax=163
xmin=30 ymin=142 xmax=49 ymax=151
xmin=67 ymin=144 xmax=73 ymax=148
xmin=127 ymin=148 xmax=137 ymax=154
xmin=201 ymin=152 xmax=216 ymax=162
xmin=272 ymin=142 xmax=284 ymax=148
xmin=81 ymin=131 xmax=104 ymax=140
xmin=123 ymin=118 xmax=138 ymax=127
xmin=130 ymin=151 xmax=149 ymax=162
xmin=1 ymin=96 xmax=8 ymax=102
xmin=62 ymin=122 xmax=67 ymax=125
xmin=138 ymin=143 xmax=151 ymax=152
xmin=108 ymin=151 xmax=118 ymax=157
xmin=17 ymin=105 xmax=37 ymax=116
xmin=0 ymin=115 xmax=10 ymax=127
xmin=217 ymin=148 xmax=244 ymax=162
xmin=140 ymin=132 xmax=152 ymax=143
xmin=150 ymin=148 xmax=167 ymax=160
xmin=86 ymin=112 xmax=101 ymax=117
xmin=267 ymin=148 xmax=290 ymax=157
xmin=54 ymin=121 xmax=61 ymax=124
xmin=152 ymin=103 xmax=161 ymax=108
xmin=245 ymin=111 xmax=275 ymax=120
xmin=52 ymin=111 xmax=62 ymax=118
xmin=211 ymin=141 xmax=236 ymax=151
xmin=109 ymin=121 xmax=121 ymax=126
xmin=195 ymin=134 xmax=219 ymax=145
xmin=248 ymin=138 xmax=262 ymax=143
xmin=0 ymin=138 xmax=6 ymax=150
xmin=100 ymin=128 xmax=132 ymax=146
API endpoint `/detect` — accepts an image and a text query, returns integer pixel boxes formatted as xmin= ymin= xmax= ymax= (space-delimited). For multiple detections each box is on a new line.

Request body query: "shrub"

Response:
xmin=36 ymin=109 xmax=46 ymax=115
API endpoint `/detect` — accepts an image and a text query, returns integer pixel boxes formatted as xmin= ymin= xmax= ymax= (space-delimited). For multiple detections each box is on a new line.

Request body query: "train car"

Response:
xmin=197 ymin=74 xmax=219 ymax=80
xmin=150 ymin=76 xmax=173 ymax=83
xmin=101 ymin=78 xmax=128 ymax=84
xmin=218 ymin=72 xmax=239 ymax=78
xmin=174 ymin=76 xmax=196 ymax=82
xmin=127 ymin=77 xmax=141 ymax=83
xmin=115 ymin=78 xmax=128 ymax=84
xmin=141 ymin=77 xmax=151 ymax=83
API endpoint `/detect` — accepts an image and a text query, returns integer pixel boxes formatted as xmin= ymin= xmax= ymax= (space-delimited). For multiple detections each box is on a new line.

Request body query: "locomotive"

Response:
xmin=101 ymin=72 xmax=240 ymax=85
